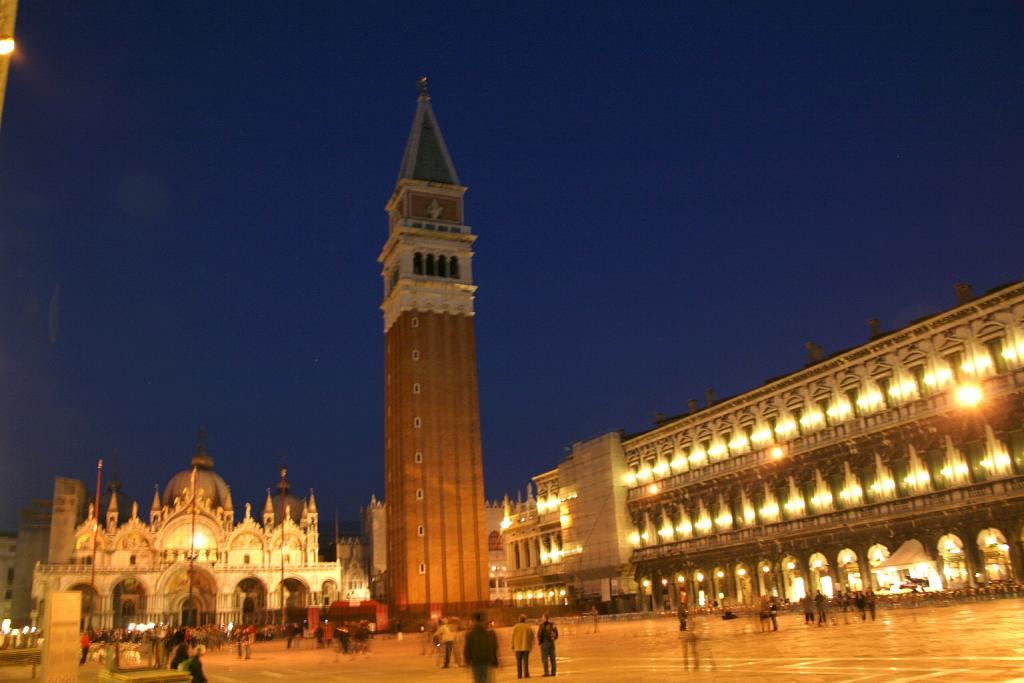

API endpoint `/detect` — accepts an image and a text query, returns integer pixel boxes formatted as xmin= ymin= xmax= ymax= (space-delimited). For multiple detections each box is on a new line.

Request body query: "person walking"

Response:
xmin=854 ymin=591 xmax=867 ymax=621
xmin=865 ymin=591 xmax=877 ymax=621
xmin=768 ymin=596 xmax=779 ymax=632
xmin=801 ymin=594 xmax=815 ymax=624
xmin=537 ymin=613 xmax=559 ymax=677
xmin=169 ymin=642 xmax=190 ymax=670
xmin=511 ymin=614 xmax=535 ymax=679
xmin=464 ymin=612 xmax=499 ymax=683
xmin=677 ymin=602 xmax=688 ymax=631
xmin=182 ymin=644 xmax=208 ymax=683
xmin=438 ymin=618 xmax=456 ymax=668
xmin=814 ymin=591 xmax=828 ymax=626
xmin=79 ymin=632 xmax=91 ymax=665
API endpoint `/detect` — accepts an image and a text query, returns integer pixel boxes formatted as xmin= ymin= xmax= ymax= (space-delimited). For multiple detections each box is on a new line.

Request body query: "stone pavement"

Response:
xmin=3 ymin=599 xmax=1023 ymax=682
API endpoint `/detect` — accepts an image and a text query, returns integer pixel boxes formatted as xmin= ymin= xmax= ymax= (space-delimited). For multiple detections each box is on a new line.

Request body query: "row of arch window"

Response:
xmin=632 ymin=435 xmax=1024 ymax=544
xmin=641 ymin=528 xmax=1017 ymax=607
xmin=413 ymin=253 xmax=460 ymax=279
xmin=626 ymin=334 xmax=1024 ymax=483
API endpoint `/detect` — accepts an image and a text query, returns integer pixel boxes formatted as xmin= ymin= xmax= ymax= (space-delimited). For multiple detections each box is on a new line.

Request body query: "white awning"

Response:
xmin=874 ymin=539 xmax=934 ymax=570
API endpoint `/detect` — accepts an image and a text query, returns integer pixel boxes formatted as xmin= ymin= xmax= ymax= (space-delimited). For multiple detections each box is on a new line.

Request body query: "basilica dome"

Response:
xmin=162 ymin=432 xmax=232 ymax=511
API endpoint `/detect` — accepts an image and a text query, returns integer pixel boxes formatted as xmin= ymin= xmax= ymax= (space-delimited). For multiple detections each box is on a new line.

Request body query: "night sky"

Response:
xmin=1 ymin=2 xmax=1022 ymax=531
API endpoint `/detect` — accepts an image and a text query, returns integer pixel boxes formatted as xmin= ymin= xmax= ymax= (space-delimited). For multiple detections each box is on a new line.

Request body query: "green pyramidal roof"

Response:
xmin=397 ymin=83 xmax=460 ymax=185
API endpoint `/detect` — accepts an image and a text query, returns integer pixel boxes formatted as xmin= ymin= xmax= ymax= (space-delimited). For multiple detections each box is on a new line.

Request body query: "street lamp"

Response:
xmin=0 ymin=38 xmax=13 ymax=56
xmin=955 ymin=384 xmax=983 ymax=408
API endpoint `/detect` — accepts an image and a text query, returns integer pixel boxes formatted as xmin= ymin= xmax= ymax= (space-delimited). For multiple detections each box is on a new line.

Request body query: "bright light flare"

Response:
xmin=0 ymin=39 xmax=14 ymax=57
xmin=955 ymin=384 xmax=983 ymax=408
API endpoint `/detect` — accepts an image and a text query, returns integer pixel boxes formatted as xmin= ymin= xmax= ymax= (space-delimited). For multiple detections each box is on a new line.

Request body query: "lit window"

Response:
xmin=418 ymin=562 xmax=426 ymax=575
xmin=417 ymin=525 xmax=425 ymax=537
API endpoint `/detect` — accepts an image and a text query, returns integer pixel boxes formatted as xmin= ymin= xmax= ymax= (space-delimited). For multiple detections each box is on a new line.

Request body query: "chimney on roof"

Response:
xmin=868 ymin=318 xmax=881 ymax=339
xmin=805 ymin=342 xmax=825 ymax=363
xmin=705 ymin=388 xmax=715 ymax=406
xmin=954 ymin=283 xmax=974 ymax=305
xmin=687 ymin=399 xmax=699 ymax=413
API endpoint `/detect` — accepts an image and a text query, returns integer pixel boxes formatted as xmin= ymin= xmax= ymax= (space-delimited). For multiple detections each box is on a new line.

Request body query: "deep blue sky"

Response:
xmin=1 ymin=2 xmax=1021 ymax=530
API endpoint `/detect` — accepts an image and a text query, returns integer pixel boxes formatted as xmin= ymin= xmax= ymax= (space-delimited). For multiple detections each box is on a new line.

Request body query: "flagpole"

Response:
xmin=89 ymin=458 xmax=103 ymax=629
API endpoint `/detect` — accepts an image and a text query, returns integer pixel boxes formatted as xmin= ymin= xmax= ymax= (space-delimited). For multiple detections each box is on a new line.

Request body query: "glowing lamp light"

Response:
xmin=559 ymin=589 xmax=566 ymax=596
xmin=694 ymin=572 xmax=705 ymax=582
xmin=0 ymin=39 xmax=14 ymax=56
xmin=737 ymin=567 xmax=747 ymax=576
xmin=707 ymin=444 xmax=726 ymax=458
xmin=761 ymin=565 xmax=770 ymax=573
xmin=642 ymin=579 xmax=652 ymax=588
xmin=774 ymin=420 xmax=796 ymax=437
xmin=500 ymin=517 xmax=512 ymax=530
xmin=812 ymin=559 xmax=822 ymax=569
xmin=955 ymin=384 xmax=983 ymax=408
xmin=658 ymin=525 xmax=674 ymax=538
xmin=628 ymin=531 xmax=641 ymax=545
xmin=647 ymin=483 xmax=659 ymax=495
xmin=548 ymin=591 xmax=555 ymax=598
xmin=676 ymin=521 xmax=693 ymax=535
xmin=193 ymin=531 xmax=208 ymax=549
xmin=640 ymin=531 xmax=649 ymax=541
xmin=770 ymin=446 xmax=784 ymax=459
xmin=786 ymin=562 xmax=796 ymax=570
xmin=1 ymin=619 xmax=10 ymax=634
xmin=652 ymin=461 xmax=669 ymax=477
xmin=728 ymin=435 xmax=749 ymax=451
xmin=661 ymin=578 xmax=669 ymax=586
xmin=670 ymin=456 xmax=686 ymax=471
xmin=559 ymin=514 xmax=570 ymax=526
xmin=622 ymin=471 xmax=637 ymax=487
xmin=715 ymin=570 xmax=725 ymax=579
xmin=637 ymin=467 xmax=653 ymax=481
xmin=677 ymin=575 xmax=685 ymax=583
xmin=751 ymin=428 xmax=773 ymax=444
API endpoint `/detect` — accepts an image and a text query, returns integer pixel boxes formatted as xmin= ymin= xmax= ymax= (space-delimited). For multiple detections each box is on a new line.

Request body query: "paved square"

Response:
xmin=3 ymin=599 xmax=1023 ymax=682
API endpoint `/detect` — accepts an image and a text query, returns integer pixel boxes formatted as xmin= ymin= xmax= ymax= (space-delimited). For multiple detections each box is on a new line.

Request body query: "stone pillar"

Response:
xmin=963 ymin=539 xmax=984 ymax=587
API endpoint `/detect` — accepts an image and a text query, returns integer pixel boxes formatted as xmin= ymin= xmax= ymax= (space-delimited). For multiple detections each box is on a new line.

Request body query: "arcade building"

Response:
xmin=625 ymin=281 xmax=1024 ymax=610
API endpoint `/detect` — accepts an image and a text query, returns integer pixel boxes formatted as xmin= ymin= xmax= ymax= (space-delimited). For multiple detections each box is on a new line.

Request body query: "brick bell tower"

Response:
xmin=379 ymin=78 xmax=488 ymax=618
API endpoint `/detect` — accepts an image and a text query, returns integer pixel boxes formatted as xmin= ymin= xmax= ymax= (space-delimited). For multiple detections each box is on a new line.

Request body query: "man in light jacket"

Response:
xmin=511 ymin=614 xmax=535 ymax=679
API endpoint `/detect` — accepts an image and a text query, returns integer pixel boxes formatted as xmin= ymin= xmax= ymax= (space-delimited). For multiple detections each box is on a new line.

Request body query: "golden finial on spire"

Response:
xmin=418 ymin=76 xmax=429 ymax=97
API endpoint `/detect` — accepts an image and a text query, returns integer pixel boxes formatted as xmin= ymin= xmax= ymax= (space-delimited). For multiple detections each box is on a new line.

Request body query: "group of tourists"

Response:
xmin=510 ymin=613 xmax=559 ymax=679
xmin=799 ymin=589 xmax=877 ymax=625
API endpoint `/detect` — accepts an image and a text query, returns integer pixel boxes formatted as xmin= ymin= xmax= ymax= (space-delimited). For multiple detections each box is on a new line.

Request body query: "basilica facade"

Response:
xmin=31 ymin=438 xmax=368 ymax=629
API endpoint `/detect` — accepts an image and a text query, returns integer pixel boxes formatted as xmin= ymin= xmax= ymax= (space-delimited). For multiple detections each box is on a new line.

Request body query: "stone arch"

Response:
xmin=836 ymin=548 xmax=863 ymax=592
xmin=977 ymin=528 xmax=1013 ymax=583
xmin=236 ymin=577 xmax=268 ymax=624
xmin=449 ymin=256 xmax=459 ymax=278
xmin=780 ymin=555 xmax=805 ymax=602
xmin=413 ymin=252 xmax=423 ymax=275
xmin=937 ymin=534 xmax=968 ymax=589
xmin=112 ymin=577 xmax=146 ymax=628
xmin=808 ymin=552 xmax=833 ymax=596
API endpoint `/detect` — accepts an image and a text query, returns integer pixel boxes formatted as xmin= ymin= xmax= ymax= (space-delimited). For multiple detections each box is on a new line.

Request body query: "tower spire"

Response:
xmin=397 ymin=76 xmax=460 ymax=185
